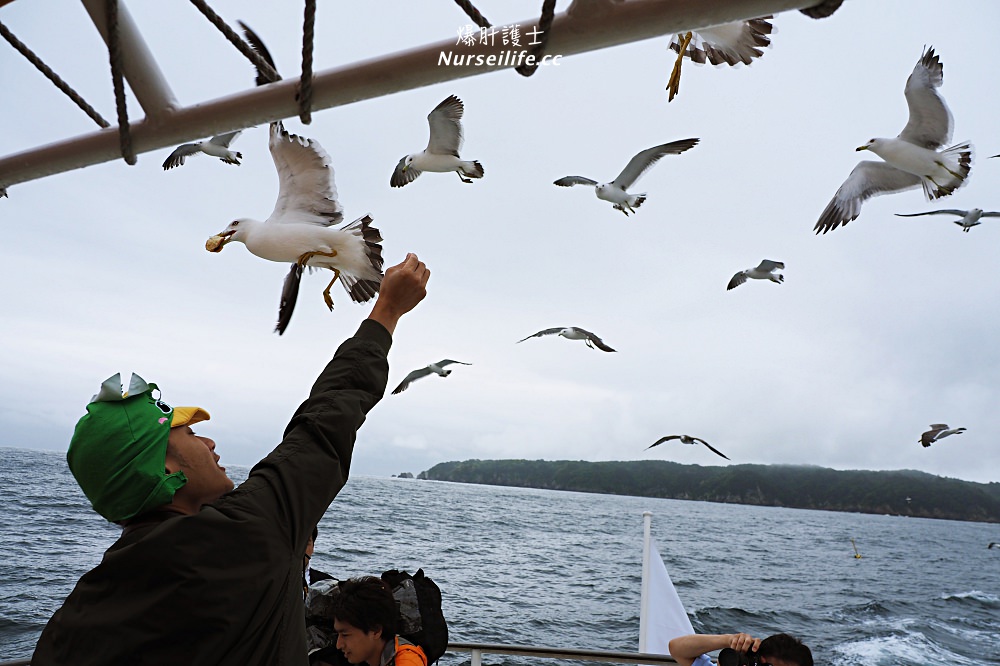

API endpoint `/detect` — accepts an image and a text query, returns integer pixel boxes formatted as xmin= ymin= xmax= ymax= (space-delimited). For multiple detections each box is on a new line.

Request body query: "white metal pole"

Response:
xmin=638 ymin=511 xmax=653 ymax=653
xmin=80 ymin=0 xmax=179 ymax=119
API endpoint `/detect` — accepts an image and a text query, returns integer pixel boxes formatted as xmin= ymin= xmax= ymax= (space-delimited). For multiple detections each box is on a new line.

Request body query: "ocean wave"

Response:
xmin=834 ymin=631 xmax=980 ymax=666
xmin=941 ymin=590 xmax=1000 ymax=607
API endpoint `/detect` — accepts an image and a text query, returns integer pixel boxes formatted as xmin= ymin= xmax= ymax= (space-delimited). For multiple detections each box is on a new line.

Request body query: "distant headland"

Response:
xmin=419 ymin=459 xmax=1000 ymax=524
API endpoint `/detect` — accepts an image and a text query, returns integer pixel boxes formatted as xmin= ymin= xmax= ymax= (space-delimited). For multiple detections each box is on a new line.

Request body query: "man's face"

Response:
xmin=165 ymin=426 xmax=234 ymax=510
xmin=334 ymin=619 xmax=383 ymax=666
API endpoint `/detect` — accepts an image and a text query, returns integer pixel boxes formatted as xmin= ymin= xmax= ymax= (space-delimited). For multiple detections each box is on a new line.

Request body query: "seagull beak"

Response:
xmin=401 ymin=164 xmax=408 ymax=172
xmin=856 ymin=144 xmax=869 ymax=152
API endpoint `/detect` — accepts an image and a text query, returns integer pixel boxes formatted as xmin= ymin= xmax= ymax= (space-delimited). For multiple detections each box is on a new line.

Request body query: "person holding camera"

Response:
xmin=668 ymin=631 xmax=813 ymax=666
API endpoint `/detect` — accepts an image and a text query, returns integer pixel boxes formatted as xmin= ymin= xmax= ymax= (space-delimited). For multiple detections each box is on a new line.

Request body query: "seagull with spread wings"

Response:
xmin=162 ymin=131 xmax=243 ymax=170
xmin=646 ymin=434 xmax=731 ymax=460
xmin=391 ymin=95 xmax=484 ymax=187
xmin=392 ymin=360 xmax=472 ymax=395
xmin=815 ymin=47 xmax=973 ymax=234
xmin=665 ymin=16 xmax=773 ymax=102
xmin=205 ymin=122 xmax=383 ymax=335
xmin=895 ymin=207 xmax=1000 ymax=232
xmin=727 ymin=260 xmax=784 ymax=290
xmin=517 ymin=327 xmax=616 ymax=352
xmin=919 ymin=424 xmax=966 ymax=448
xmin=554 ymin=139 xmax=699 ymax=216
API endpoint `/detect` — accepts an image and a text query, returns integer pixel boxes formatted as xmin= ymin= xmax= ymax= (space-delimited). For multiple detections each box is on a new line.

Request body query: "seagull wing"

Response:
xmin=238 ymin=20 xmax=281 ymax=84
xmin=554 ymin=176 xmax=598 ymax=187
xmin=162 ymin=143 xmax=202 ymax=170
xmin=727 ymin=271 xmax=747 ymax=290
xmin=672 ymin=17 xmax=773 ymax=66
xmin=266 ymin=122 xmax=344 ymax=227
xmin=517 ymin=328 xmax=563 ymax=343
xmin=392 ymin=367 xmax=435 ymax=394
xmin=920 ymin=424 xmax=948 ymax=447
xmin=980 ymin=212 xmax=1000 ymax=218
xmin=693 ymin=437 xmax=731 ymax=460
xmin=426 ymin=94 xmax=464 ymax=156
xmin=898 ymin=47 xmax=952 ymax=149
xmin=757 ymin=260 xmax=784 ymax=272
xmin=390 ymin=156 xmax=422 ymax=187
xmin=647 ymin=435 xmax=682 ymax=449
xmin=894 ymin=209 xmax=967 ymax=217
xmin=275 ymin=263 xmax=302 ymax=335
xmin=208 ymin=130 xmax=242 ymax=148
xmin=437 ymin=359 xmax=472 ymax=367
xmin=612 ymin=138 xmax=700 ymax=189
xmin=814 ymin=161 xmax=921 ymax=233
xmin=575 ymin=327 xmax=616 ymax=352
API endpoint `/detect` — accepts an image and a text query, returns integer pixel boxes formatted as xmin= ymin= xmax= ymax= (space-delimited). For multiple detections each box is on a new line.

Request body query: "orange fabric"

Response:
xmin=394 ymin=637 xmax=428 ymax=666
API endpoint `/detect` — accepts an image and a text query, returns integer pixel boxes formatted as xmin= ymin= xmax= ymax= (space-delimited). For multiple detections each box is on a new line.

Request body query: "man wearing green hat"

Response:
xmin=32 ymin=253 xmax=430 ymax=666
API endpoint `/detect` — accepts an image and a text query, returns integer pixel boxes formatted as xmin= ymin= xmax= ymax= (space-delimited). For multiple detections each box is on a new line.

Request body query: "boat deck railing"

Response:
xmin=0 ymin=642 xmax=679 ymax=666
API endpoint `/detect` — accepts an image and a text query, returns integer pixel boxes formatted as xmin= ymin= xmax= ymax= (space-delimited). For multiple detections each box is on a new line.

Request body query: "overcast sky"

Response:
xmin=1 ymin=1 xmax=998 ymax=484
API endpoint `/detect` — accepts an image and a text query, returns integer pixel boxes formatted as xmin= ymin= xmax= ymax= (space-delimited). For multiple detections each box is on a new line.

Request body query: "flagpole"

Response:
xmin=639 ymin=510 xmax=653 ymax=652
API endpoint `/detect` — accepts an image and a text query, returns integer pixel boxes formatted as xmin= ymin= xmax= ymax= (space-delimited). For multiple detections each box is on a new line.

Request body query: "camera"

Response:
xmin=718 ymin=647 xmax=761 ymax=666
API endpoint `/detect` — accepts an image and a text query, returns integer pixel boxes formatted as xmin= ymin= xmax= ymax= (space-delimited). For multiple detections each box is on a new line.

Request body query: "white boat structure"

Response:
xmin=1 ymin=0 xmax=837 ymax=193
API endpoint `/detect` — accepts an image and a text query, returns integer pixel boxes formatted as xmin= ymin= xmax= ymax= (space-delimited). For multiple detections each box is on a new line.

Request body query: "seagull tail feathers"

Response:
xmin=337 ymin=214 xmax=384 ymax=303
xmin=922 ymin=142 xmax=973 ymax=200
xmin=461 ymin=161 xmax=485 ymax=179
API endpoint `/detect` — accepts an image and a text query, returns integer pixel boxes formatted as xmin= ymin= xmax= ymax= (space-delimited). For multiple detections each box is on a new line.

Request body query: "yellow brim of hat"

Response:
xmin=170 ymin=406 xmax=211 ymax=428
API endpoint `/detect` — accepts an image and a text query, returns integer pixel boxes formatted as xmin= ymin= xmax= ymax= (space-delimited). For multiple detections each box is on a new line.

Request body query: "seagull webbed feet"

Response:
xmin=666 ymin=31 xmax=693 ymax=102
xmin=323 ymin=268 xmax=342 ymax=311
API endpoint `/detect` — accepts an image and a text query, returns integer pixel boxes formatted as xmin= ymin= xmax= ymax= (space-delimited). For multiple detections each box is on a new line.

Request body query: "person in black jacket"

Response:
xmin=32 ymin=253 xmax=430 ymax=666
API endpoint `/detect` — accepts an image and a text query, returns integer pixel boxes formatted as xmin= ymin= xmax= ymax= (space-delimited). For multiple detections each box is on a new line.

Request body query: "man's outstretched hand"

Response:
xmin=368 ymin=253 xmax=430 ymax=335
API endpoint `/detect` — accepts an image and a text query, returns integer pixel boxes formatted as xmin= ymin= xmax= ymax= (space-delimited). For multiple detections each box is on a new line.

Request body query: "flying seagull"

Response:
xmin=205 ymin=122 xmax=384 ymax=334
xmin=895 ymin=208 xmax=1000 ymax=232
xmin=646 ymin=434 xmax=731 ymax=461
xmin=727 ymin=260 xmax=784 ymax=290
xmin=517 ymin=327 xmax=616 ymax=352
xmin=919 ymin=423 xmax=966 ymax=448
xmin=665 ymin=16 xmax=773 ymax=102
xmin=162 ymin=131 xmax=243 ymax=170
xmin=554 ymin=138 xmax=699 ymax=215
xmin=391 ymin=360 xmax=472 ymax=395
xmin=989 ymin=542 xmax=998 ymax=549
xmin=815 ymin=47 xmax=973 ymax=234
xmin=391 ymin=95 xmax=484 ymax=187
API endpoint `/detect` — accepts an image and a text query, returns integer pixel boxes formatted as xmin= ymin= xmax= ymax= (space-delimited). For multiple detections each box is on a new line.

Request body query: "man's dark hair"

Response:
xmin=759 ymin=633 xmax=813 ymax=666
xmin=311 ymin=524 xmax=319 ymax=542
xmin=329 ymin=576 xmax=398 ymax=637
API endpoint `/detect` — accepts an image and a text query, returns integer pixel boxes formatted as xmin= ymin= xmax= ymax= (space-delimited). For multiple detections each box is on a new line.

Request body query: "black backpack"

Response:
xmin=381 ymin=568 xmax=449 ymax=665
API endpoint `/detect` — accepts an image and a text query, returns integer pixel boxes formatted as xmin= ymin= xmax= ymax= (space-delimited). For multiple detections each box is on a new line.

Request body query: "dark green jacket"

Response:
xmin=32 ymin=319 xmax=392 ymax=665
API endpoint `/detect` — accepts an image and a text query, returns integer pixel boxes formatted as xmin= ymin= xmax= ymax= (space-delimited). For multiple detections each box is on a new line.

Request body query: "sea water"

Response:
xmin=1 ymin=448 xmax=997 ymax=665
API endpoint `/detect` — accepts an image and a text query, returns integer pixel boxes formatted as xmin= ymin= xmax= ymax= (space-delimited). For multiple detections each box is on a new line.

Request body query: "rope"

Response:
xmin=298 ymin=0 xmax=316 ymax=124
xmin=515 ymin=0 xmax=556 ymax=77
xmin=189 ymin=0 xmax=280 ymax=84
xmin=453 ymin=0 xmax=491 ymax=29
xmin=0 ymin=20 xmax=109 ymax=128
xmin=106 ymin=0 xmax=136 ymax=165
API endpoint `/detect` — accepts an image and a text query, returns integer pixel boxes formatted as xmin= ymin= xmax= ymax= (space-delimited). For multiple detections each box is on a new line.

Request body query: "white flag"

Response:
xmin=639 ymin=536 xmax=694 ymax=654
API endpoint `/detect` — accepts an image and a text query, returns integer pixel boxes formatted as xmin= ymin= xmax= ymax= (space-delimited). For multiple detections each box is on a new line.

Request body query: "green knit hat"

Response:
xmin=67 ymin=373 xmax=208 ymax=522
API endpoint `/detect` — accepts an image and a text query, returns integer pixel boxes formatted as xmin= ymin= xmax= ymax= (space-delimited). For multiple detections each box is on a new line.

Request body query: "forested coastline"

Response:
xmin=419 ymin=459 xmax=1000 ymax=523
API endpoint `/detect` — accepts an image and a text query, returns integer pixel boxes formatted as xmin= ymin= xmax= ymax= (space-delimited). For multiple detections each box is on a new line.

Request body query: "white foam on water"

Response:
xmin=834 ymin=630 xmax=979 ymax=666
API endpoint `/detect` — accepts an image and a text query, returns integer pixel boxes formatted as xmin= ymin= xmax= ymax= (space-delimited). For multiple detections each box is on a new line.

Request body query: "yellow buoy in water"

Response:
xmin=851 ymin=537 xmax=862 ymax=559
